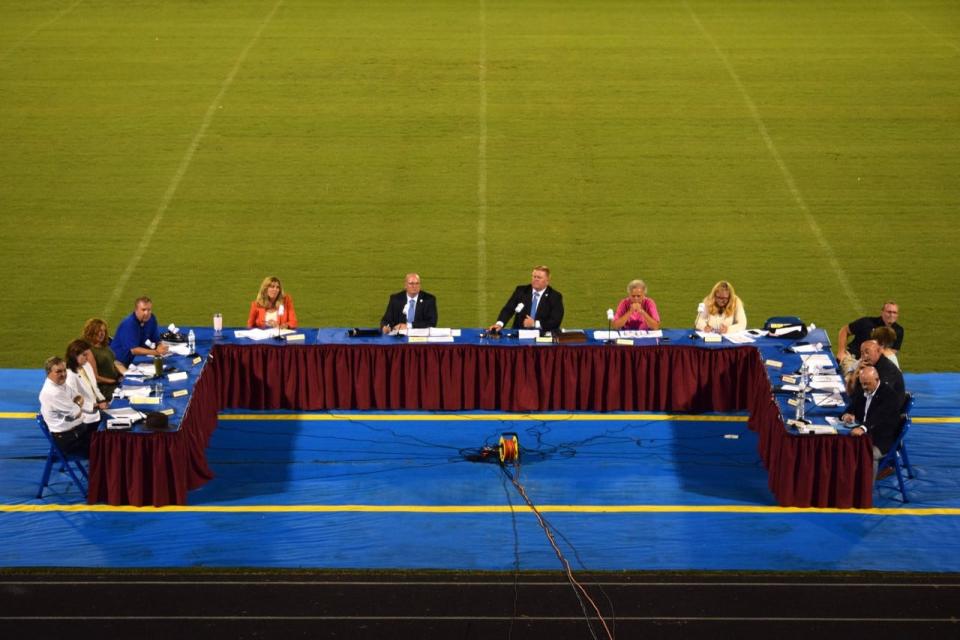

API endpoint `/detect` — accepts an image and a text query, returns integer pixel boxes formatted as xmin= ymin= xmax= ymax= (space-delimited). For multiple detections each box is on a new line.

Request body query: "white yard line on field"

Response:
xmin=684 ymin=1 xmax=864 ymax=315
xmin=0 ymin=0 xmax=85 ymax=65
xmin=477 ymin=0 xmax=489 ymax=324
xmin=103 ymin=0 xmax=285 ymax=318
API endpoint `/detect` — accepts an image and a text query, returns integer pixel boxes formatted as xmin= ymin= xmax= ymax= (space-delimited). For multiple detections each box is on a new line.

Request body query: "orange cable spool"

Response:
xmin=498 ymin=434 xmax=519 ymax=463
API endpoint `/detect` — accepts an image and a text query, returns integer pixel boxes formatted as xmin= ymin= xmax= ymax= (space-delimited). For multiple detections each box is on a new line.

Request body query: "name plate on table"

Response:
xmin=765 ymin=359 xmax=783 ymax=368
xmin=129 ymin=396 xmax=160 ymax=405
xmin=167 ymin=371 xmax=188 ymax=382
xmin=407 ymin=336 xmax=428 ymax=343
xmin=535 ymin=336 xmax=553 ymax=344
xmin=616 ymin=338 xmax=634 ymax=346
xmin=781 ymin=375 xmax=798 ymax=383
xmin=518 ymin=329 xmax=540 ymax=340
xmin=172 ymin=389 xmax=189 ymax=398
xmin=160 ymin=408 xmax=175 ymax=416
xmin=702 ymin=334 xmax=722 ymax=343
xmin=284 ymin=334 xmax=305 ymax=342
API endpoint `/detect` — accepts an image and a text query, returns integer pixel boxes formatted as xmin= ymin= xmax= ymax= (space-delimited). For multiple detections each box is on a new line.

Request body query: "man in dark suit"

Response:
xmin=380 ymin=273 xmax=438 ymax=333
xmin=849 ymin=339 xmax=905 ymax=408
xmin=488 ymin=265 xmax=564 ymax=334
xmin=842 ymin=365 xmax=903 ymax=479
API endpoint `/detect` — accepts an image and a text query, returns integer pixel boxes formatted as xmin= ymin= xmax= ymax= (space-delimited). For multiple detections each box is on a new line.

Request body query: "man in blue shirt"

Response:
xmin=111 ymin=296 xmax=169 ymax=366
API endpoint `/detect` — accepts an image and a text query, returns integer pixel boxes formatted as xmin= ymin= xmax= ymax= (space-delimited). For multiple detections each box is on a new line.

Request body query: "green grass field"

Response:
xmin=1 ymin=1 xmax=957 ymax=370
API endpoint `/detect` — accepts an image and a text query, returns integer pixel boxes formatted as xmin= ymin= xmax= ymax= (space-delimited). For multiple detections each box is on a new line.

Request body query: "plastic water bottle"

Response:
xmin=188 ymin=329 xmax=196 ymax=353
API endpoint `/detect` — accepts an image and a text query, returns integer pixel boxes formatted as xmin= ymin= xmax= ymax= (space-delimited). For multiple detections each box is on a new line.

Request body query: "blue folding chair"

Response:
xmin=876 ymin=414 xmax=912 ymax=503
xmin=898 ymin=392 xmax=915 ymax=479
xmin=36 ymin=414 xmax=88 ymax=499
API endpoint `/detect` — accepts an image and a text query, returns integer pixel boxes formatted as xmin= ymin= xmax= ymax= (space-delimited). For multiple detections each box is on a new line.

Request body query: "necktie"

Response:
xmin=530 ymin=291 xmax=541 ymax=320
xmin=407 ymin=298 xmax=416 ymax=325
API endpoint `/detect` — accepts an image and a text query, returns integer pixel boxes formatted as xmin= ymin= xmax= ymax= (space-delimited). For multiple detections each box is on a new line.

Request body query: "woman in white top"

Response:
xmin=65 ymin=339 xmax=108 ymax=426
xmin=695 ymin=280 xmax=747 ymax=334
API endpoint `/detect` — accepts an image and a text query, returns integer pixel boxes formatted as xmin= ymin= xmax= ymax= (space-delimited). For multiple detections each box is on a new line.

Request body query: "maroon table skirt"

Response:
xmin=88 ymin=343 xmax=874 ymax=508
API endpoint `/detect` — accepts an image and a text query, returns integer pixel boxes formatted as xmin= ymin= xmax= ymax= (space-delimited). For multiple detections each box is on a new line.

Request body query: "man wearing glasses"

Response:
xmin=380 ymin=273 xmax=439 ymax=334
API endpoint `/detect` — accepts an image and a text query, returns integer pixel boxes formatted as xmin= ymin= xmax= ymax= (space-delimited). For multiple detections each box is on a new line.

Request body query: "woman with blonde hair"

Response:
xmin=247 ymin=276 xmax=298 ymax=329
xmin=81 ymin=318 xmax=126 ymax=398
xmin=695 ymin=280 xmax=746 ymax=334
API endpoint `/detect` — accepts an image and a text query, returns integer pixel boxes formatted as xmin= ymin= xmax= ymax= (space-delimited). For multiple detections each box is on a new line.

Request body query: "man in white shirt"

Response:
xmin=38 ymin=356 xmax=93 ymax=457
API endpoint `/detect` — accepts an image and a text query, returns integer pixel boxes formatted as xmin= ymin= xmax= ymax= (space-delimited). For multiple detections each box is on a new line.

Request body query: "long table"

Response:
xmin=87 ymin=328 xmax=875 ymax=508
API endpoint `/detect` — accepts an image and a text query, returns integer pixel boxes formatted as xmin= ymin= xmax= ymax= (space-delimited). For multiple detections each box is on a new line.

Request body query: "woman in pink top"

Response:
xmin=612 ymin=279 xmax=661 ymax=330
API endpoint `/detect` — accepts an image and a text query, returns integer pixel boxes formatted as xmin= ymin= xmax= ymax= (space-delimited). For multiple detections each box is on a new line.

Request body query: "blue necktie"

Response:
xmin=407 ymin=298 xmax=416 ymax=325
xmin=530 ymin=291 xmax=541 ymax=320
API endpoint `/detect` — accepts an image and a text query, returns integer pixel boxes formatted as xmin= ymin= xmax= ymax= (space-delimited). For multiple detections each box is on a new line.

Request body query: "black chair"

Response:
xmin=876 ymin=413 xmax=912 ymax=503
xmin=36 ymin=414 xmax=88 ymax=499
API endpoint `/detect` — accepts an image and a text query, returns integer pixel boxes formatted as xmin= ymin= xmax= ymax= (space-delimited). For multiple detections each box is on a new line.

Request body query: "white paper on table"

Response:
xmin=619 ymin=330 xmax=664 ymax=339
xmin=427 ymin=336 xmax=455 ymax=343
xmin=427 ymin=327 xmax=452 ymax=337
xmin=811 ymin=374 xmax=843 ymax=383
xmin=796 ymin=423 xmax=838 ymax=435
xmin=809 ymin=380 xmax=844 ymax=392
xmin=115 ymin=386 xmax=150 ymax=398
xmin=723 ymin=331 xmax=755 ymax=344
xmin=801 ymin=354 xmax=835 ymax=369
xmin=234 ymin=328 xmax=295 ymax=341
xmin=126 ymin=363 xmax=157 ymax=376
xmin=791 ymin=343 xmax=823 ymax=353
xmin=780 ymin=383 xmax=801 ymax=392
xmin=406 ymin=328 xmax=429 ymax=337
xmin=593 ymin=331 xmax=620 ymax=341
xmin=106 ymin=407 xmax=146 ymax=421
xmin=518 ymin=329 xmax=540 ymax=340
xmin=167 ymin=371 xmax=188 ymax=382
xmin=813 ymin=393 xmax=845 ymax=407
xmin=166 ymin=343 xmax=191 ymax=356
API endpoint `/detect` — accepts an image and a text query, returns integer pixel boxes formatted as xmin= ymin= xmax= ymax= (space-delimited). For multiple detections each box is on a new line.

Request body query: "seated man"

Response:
xmin=846 ymin=339 xmax=905 ymax=407
xmin=111 ymin=296 xmax=169 ymax=366
xmin=842 ymin=366 xmax=903 ymax=479
xmin=380 ymin=273 xmax=438 ymax=334
xmin=38 ymin=356 xmax=92 ymax=457
xmin=488 ymin=265 xmax=564 ymax=334
xmin=836 ymin=301 xmax=903 ymax=374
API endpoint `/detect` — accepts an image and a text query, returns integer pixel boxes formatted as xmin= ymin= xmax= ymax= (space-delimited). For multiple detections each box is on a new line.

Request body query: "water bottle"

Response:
xmin=188 ymin=329 xmax=196 ymax=353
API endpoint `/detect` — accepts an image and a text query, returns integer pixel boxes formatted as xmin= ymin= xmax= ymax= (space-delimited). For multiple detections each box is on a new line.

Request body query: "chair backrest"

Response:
xmin=901 ymin=391 xmax=914 ymax=415
xmin=36 ymin=413 xmax=58 ymax=448
xmin=893 ymin=414 xmax=910 ymax=452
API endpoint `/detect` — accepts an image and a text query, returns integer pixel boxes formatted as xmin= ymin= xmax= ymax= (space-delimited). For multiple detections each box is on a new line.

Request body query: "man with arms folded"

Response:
xmin=380 ymin=273 xmax=438 ymax=334
xmin=842 ymin=366 xmax=903 ymax=479
xmin=111 ymin=296 xmax=168 ymax=366
xmin=836 ymin=301 xmax=903 ymax=374
xmin=488 ymin=265 xmax=564 ymax=334
xmin=39 ymin=356 xmax=92 ymax=457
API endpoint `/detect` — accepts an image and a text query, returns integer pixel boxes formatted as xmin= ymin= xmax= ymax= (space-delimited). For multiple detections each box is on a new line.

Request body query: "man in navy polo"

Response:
xmin=836 ymin=301 xmax=903 ymax=373
xmin=111 ymin=296 xmax=169 ymax=366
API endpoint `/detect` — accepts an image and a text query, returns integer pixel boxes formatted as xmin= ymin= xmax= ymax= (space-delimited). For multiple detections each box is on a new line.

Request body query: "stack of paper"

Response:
xmin=234 ymin=328 xmax=294 ymax=341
